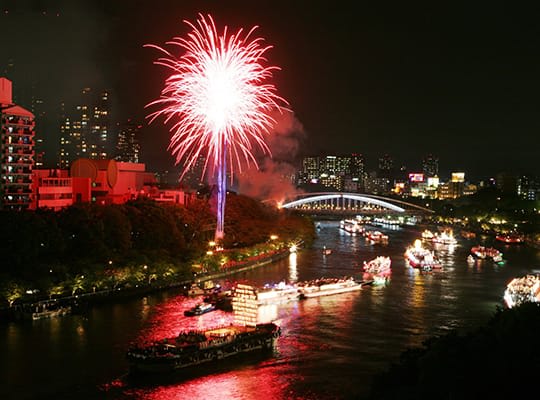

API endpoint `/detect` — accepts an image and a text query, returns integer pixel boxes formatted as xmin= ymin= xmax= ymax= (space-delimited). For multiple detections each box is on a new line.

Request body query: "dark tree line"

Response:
xmin=0 ymin=194 xmax=315 ymax=304
xmin=367 ymin=302 xmax=540 ymax=400
xmin=0 ymin=198 xmax=215 ymax=282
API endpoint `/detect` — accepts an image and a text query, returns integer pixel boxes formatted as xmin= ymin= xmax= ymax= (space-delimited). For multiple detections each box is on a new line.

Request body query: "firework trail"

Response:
xmin=146 ymin=13 xmax=288 ymax=240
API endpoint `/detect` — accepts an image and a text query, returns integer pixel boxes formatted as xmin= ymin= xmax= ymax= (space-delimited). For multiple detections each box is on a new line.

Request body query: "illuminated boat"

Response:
xmin=127 ymin=284 xmax=281 ymax=374
xmin=496 ymin=234 xmax=524 ymax=244
xmin=503 ymin=275 xmax=540 ymax=308
xmin=421 ymin=230 xmax=435 ymax=240
xmin=470 ymin=246 xmax=504 ymax=263
xmin=432 ymin=230 xmax=458 ymax=245
xmin=16 ymin=303 xmax=72 ymax=320
xmin=322 ymin=246 xmax=332 ymax=255
xmin=365 ymin=230 xmax=389 ymax=243
xmin=297 ymin=277 xmax=364 ymax=299
xmin=405 ymin=240 xmax=442 ymax=271
xmin=363 ymin=256 xmax=392 ymax=285
xmin=461 ymin=230 xmax=476 ymax=239
xmin=339 ymin=219 xmax=365 ymax=235
xmin=183 ymin=302 xmax=216 ymax=317
xmin=256 ymin=281 xmax=300 ymax=305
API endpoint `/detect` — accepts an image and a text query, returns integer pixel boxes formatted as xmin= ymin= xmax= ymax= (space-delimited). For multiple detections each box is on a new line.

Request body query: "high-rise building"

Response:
xmin=378 ymin=154 xmax=394 ymax=180
xmin=0 ymin=77 xmax=35 ymax=210
xmin=300 ymin=156 xmax=320 ymax=185
xmin=422 ymin=154 xmax=439 ymax=178
xmin=115 ymin=119 xmax=141 ymax=163
xmin=181 ymin=154 xmax=207 ymax=189
xmin=59 ymin=88 xmax=112 ymax=168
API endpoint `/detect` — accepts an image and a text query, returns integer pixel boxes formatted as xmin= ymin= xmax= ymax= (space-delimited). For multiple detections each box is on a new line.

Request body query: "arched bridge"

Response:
xmin=279 ymin=192 xmax=433 ymax=215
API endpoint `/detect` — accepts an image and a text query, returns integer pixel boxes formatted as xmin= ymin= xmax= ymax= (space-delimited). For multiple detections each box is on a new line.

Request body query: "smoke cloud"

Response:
xmin=236 ymin=109 xmax=306 ymax=205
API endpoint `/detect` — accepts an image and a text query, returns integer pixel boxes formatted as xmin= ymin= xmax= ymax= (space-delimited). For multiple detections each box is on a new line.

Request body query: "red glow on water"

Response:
xmin=133 ymin=295 xmax=234 ymax=346
xmin=125 ymin=363 xmax=291 ymax=400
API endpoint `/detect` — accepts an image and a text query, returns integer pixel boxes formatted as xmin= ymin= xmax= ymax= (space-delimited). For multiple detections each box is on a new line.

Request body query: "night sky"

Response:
xmin=2 ymin=0 xmax=540 ymax=181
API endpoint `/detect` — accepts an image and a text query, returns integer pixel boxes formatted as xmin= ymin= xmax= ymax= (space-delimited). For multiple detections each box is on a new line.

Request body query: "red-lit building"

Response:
xmin=0 ymin=77 xmax=35 ymax=210
xmin=32 ymin=158 xmax=195 ymax=210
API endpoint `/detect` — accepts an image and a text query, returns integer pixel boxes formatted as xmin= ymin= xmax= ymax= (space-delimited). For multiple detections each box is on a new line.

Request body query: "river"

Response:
xmin=3 ymin=220 xmax=540 ymax=400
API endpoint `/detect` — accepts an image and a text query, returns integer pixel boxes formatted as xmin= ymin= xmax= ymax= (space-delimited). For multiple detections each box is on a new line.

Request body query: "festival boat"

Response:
xmin=470 ymin=246 xmax=504 ymax=263
xmin=322 ymin=246 xmax=332 ymax=255
xmin=461 ymin=230 xmax=477 ymax=239
xmin=421 ymin=229 xmax=435 ymax=240
xmin=404 ymin=240 xmax=442 ymax=271
xmin=466 ymin=255 xmax=475 ymax=265
xmin=183 ymin=302 xmax=216 ymax=317
xmin=496 ymin=233 xmax=525 ymax=244
xmin=503 ymin=275 xmax=540 ymax=309
xmin=365 ymin=230 xmax=389 ymax=244
xmin=256 ymin=281 xmax=300 ymax=305
xmin=339 ymin=219 xmax=365 ymax=235
xmin=363 ymin=256 xmax=392 ymax=285
xmin=432 ymin=230 xmax=458 ymax=245
xmin=127 ymin=284 xmax=281 ymax=374
xmin=297 ymin=277 xmax=364 ymax=299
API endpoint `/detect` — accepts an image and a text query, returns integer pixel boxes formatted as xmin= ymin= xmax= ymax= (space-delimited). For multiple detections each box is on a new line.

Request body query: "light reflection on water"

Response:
xmin=2 ymin=221 xmax=540 ymax=400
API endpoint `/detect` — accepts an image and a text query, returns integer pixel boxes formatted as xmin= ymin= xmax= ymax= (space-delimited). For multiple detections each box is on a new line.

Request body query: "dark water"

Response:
xmin=3 ymin=221 xmax=540 ymax=400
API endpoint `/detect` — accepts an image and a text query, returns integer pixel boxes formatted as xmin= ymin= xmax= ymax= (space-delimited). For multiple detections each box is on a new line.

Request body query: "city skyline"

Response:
xmin=1 ymin=1 xmax=540 ymax=180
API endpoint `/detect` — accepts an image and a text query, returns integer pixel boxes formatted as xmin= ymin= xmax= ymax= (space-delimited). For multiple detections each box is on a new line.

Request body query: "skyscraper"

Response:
xmin=59 ymin=88 xmax=112 ymax=168
xmin=0 ymin=77 xmax=35 ymax=210
xmin=422 ymin=154 xmax=439 ymax=178
xmin=115 ymin=119 xmax=141 ymax=163
xmin=378 ymin=154 xmax=394 ymax=178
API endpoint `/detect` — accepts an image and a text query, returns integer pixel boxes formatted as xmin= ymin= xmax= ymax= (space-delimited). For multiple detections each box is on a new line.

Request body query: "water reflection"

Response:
xmin=3 ymin=221 xmax=540 ymax=400
xmin=288 ymin=252 xmax=298 ymax=282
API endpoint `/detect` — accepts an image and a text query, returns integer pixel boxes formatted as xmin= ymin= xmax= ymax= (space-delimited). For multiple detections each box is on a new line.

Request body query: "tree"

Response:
xmin=367 ymin=303 xmax=540 ymax=400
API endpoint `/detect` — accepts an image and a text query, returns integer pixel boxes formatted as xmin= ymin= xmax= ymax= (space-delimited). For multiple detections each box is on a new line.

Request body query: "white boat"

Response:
xmin=297 ymin=277 xmax=363 ymax=299
xmin=256 ymin=282 xmax=300 ymax=305
xmin=339 ymin=219 xmax=365 ymax=235
xmin=503 ymin=275 xmax=540 ymax=308
xmin=467 ymin=255 xmax=475 ymax=264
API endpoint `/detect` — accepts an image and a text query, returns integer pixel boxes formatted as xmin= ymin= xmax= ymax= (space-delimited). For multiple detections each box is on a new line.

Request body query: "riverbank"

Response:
xmin=1 ymin=247 xmax=293 ymax=321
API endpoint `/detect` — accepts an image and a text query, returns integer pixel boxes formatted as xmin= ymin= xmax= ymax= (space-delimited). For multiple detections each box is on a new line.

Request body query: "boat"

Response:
xmin=496 ymin=233 xmax=524 ymax=244
xmin=470 ymin=246 xmax=504 ymax=263
xmin=339 ymin=218 xmax=365 ymax=235
xmin=432 ymin=229 xmax=458 ymax=245
xmin=363 ymin=256 xmax=392 ymax=285
xmin=16 ymin=303 xmax=72 ymax=320
xmin=186 ymin=283 xmax=205 ymax=297
xmin=127 ymin=284 xmax=281 ymax=374
xmin=322 ymin=246 xmax=332 ymax=255
xmin=404 ymin=239 xmax=442 ymax=271
xmin=365 ymin=230 xmax=389 ymax=244
xmin=184 ymin=302 xmax=216 ymax=317
xmin=14 ymin=300 xmax=72 ymax=321
xmin=297 ymin=277 xmax=364 ymax=299
xmin=461 ymin=230 xmax=476 ymax=239
xmin=256 ymin=281 xmax=300 ymax=305
xmin=421 ymin=229 xmax=435 ymax=240
xmin=467 ymin=255 xmax=475 ymax=264
xmin=503 ymin=275 xmax=540 ymax=308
